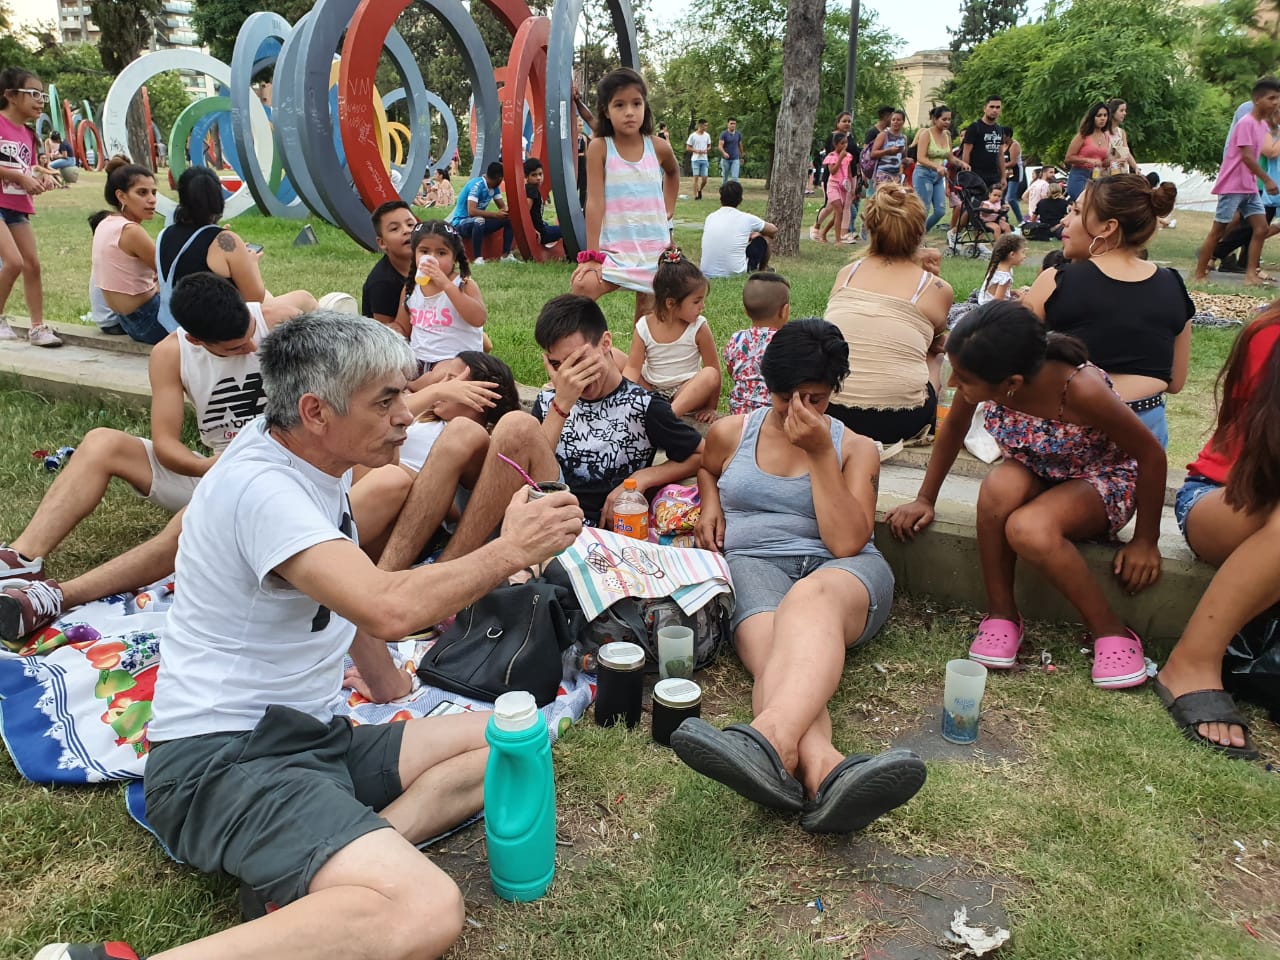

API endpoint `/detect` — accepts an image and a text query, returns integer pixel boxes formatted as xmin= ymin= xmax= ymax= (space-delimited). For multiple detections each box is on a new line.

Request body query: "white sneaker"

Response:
xmin=28 ymin=324 xmax=63 ymax=347
xmin=1166 ymin=218 xmax=1177 ymax=230
xmin=500 ymin=253 xmax=520 ymax=263
xmin=946 ymin=229 xmax=957 ymax=249
xmin=472 ymin=257 xmax=486 ymax=266
xmin=0 ymin=320 xmax=17 ymax=341
xmin=978 ymin=243 xmax=993 ymax=257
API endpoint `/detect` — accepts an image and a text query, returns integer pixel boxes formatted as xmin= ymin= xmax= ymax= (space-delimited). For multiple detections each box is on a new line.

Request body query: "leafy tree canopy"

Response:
xmin=645 ymin=0 xmax=907 ymax=178
xmin=948 ymin=0 xmax=1228 ymax=172
xmin=1191 ymin=0 xmax=1280 ymax=105
xmin=947 ymin=0 xmax=1027 ymax=72
xmin=191 ymin=0 xmax=314 ymax=62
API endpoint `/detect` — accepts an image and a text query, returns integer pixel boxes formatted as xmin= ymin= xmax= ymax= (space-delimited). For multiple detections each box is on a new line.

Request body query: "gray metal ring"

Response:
xmin=383 ymin=87 xmax=459 ymax=180
xmin=271 ymin=10 xmax=338 ymax=225
xmin=231 ymin=12 xmax=307 ymax=219
xmin=545 ymin=0 xmax=639 ymax=256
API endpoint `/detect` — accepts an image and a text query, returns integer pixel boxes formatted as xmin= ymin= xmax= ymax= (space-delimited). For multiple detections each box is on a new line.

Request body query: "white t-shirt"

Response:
xmin=405 ymin=276 xmax=484 ymax=365
xmin=637 ymin=314 xmax=708 ymax=392
xmin=978 ymin=268 xmax=1015 ymax=305
xmin=700 ymin=207 xmax=766 ymax=278
xmin=686 ymin=131 xmax=711 ymax=156
xmin=149 ymin=419 xmax=358 ymax=741
xmin=399 ymin=419 xmax=446 ymax=474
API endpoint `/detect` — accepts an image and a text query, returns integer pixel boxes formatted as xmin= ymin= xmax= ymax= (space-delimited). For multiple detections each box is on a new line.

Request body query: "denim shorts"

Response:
xmin=1214 ymin=192 xmax=1265 ymax=223
xmin=691 ymin=158 xmax=709 ymax=176
xmin=0 ymin=208 xmax=30 ymax=226
xmin=1130 ymin=400 xmax=1168 ymax=449
xmin=111 ymin=293 xmax=168 ymax=345
xmin=1174 ymin=474 xmax=1223 ymax=541
xmin=726 ymin=548 xmax=894 ymax=647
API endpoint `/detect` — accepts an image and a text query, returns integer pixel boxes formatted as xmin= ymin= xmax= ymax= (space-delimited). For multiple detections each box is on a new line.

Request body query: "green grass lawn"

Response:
xmin=1 ymin=177 xmax=1278 ymax=960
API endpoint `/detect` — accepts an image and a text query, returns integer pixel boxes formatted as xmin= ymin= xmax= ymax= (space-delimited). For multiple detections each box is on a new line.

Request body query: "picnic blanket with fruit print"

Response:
xmin=0 ymin=577 xmax=596 ymax=793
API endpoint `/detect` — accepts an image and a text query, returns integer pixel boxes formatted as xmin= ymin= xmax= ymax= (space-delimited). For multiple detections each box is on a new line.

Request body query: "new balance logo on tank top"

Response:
xmin=177 ymin=303 xmax=269 ymax=453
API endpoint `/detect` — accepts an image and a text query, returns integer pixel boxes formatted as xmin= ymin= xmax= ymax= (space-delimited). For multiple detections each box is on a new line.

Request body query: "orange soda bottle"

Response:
xmin=612 ymin=478 xmax=649 ymax=540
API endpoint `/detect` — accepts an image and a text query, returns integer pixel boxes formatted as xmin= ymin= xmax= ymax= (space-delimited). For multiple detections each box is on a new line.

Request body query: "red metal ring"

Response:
xmin=501 ymin=16 xmax=559 ymax=261
xmin=339 ymin=0 xmax=533 ymax=212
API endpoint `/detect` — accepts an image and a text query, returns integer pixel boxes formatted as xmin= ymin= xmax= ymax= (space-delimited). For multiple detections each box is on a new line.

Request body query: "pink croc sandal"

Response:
xmin=1091 ymin=630 xmax=1147 ymax=689
xmin=968 ymin=616 xmax=1024 ymax=669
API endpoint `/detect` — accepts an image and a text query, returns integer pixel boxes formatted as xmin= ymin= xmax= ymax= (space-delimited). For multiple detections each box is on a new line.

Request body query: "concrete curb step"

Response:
xmin=7 ymin=318 xmax=153 ymax=357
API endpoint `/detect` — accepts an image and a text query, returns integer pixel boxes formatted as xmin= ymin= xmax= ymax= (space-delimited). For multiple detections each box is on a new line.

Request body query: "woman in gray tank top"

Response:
xmin=670 ymin=319 xmax=925 ymax=834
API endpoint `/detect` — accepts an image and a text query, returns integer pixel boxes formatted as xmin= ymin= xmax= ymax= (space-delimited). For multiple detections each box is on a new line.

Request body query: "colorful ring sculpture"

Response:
xmin=98 ymin=0 xmax=634 ymax=253
xmin=333 ymin=0 xmax=498 ymax=248
xmin=104 ymin=50 xmax=260 ymax=220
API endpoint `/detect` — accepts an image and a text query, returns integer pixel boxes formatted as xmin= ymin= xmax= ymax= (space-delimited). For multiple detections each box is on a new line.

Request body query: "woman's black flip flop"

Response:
xmin=670 ymin=718 xmax=805 ymax=812
xmin=799 ymin=750 xmax=927 ymax=834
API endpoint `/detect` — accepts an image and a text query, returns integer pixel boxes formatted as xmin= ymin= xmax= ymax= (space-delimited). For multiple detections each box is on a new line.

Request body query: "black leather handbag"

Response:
xmin=416 ymin=579 xmax=584 ymax=706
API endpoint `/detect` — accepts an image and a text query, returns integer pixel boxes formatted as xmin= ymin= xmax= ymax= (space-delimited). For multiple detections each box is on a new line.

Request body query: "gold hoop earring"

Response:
xmin=1088 ymin=234 xmax=1104 ymax=257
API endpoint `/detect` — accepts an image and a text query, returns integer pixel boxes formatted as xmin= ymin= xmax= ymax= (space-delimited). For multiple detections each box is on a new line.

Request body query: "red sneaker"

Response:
xmin=0 ymin=578 xmax=63 ymax=648
xmin=0 ymin=545 xmax=47 ymax=583
xmin=33 ymin=943 xmax=139 ymax=960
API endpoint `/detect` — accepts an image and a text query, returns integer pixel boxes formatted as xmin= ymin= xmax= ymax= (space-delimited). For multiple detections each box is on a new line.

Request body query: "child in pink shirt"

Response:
xmin=0 ymin=68 xmax=63 ymax=345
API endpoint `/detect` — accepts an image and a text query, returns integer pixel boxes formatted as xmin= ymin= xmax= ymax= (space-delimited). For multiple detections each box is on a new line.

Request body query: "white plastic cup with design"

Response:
xmin=656 ymin=625 xmax=695 ymax=680
xmin=941 ymin=659 xmax=987 ymax=744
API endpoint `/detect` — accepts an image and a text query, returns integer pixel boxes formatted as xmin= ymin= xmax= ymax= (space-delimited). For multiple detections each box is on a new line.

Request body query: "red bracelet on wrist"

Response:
xmin=576 ymin=250 xmax=606 ymax=264
xmin=550 ymin=398 xmax=571 ymax=418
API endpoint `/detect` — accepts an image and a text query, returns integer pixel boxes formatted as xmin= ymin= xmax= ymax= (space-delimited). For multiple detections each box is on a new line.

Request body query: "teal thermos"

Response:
xmin=484 ymin=691 xmax=557 ymax=902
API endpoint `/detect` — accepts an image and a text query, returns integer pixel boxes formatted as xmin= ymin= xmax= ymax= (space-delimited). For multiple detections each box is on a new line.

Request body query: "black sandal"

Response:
xmin=1152 ymin=678 xmax=1260 ymax=761
xmin=670 ymin=719 xmax=805 ymax=812
xmin=799 ymin=750 xmax=927 ymax=834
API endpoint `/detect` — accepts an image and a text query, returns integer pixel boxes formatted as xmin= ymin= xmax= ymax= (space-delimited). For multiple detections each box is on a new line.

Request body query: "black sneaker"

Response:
xmin=33 ymin=944 xmax=140 ymax=960
xmin=1219 ymin=254 xmax=1246 ymax=274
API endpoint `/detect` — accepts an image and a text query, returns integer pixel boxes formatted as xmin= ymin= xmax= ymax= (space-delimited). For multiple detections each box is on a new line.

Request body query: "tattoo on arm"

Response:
xmin=216 ymin=231 xmax=237 ymax=252
xmin=934 ymin=280 xmax=945 ymax=289
xmin=871 ymin=473 xmax=880 ymax=494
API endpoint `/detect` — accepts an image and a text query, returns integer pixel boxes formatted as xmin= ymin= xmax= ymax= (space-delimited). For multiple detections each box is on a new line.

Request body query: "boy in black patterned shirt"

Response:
xmin=532 ymin=295 xmax=703 ymax=527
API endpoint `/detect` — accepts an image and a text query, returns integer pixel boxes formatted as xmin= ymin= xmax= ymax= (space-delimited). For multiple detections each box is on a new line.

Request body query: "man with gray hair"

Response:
xmin=35 ymin=311 xmax=584 ymax=960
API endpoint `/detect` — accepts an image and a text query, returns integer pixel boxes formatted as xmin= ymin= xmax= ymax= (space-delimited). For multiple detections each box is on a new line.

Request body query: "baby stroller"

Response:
xmin=947 ymin=170 xmax=995 ymax=258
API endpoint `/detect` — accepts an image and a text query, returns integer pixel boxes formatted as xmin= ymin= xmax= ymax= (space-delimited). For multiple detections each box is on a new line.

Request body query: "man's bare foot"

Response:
xmin=1155 ymin=663 xmax=1248 ymax=749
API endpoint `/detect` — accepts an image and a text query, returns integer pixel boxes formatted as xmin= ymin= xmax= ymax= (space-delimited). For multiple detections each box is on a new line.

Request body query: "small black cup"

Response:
xmin=595 ymin=641 xmax=645 ymax=728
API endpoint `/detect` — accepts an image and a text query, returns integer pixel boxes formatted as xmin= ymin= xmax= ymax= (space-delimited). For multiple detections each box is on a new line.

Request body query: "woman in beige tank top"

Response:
xmin=822 ymin=185 xmax=953 ymax=443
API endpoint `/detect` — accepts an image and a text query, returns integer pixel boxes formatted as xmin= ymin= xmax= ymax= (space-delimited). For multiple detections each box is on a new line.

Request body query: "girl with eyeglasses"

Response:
xmin=0 ymin=68 xmax=62 ymax=346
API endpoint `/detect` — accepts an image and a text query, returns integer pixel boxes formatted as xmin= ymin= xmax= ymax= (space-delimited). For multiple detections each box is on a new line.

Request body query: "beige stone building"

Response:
xmin=891 ymin=49 xmax=953 ymax=129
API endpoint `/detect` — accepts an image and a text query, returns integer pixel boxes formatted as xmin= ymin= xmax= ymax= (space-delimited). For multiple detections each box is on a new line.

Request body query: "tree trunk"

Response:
xmin=765 ymin=0 xmax=825 ymax=256
xmin=126 ymin=94 xmax=150 ymax=169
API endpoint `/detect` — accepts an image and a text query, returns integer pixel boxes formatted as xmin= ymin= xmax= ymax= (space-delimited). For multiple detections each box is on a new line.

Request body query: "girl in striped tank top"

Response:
xmin=571 ymin=68 xmax=681 ymax=322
